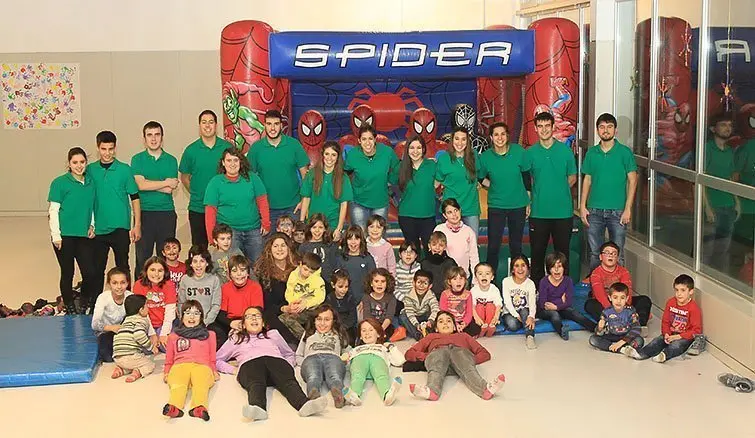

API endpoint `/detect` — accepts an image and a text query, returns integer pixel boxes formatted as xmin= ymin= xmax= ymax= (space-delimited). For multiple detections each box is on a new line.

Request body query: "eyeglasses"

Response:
xmin=244 ymin=314 xmax=262 ymax=321
xmin=183 ymin=310 xmax=202 ymax=317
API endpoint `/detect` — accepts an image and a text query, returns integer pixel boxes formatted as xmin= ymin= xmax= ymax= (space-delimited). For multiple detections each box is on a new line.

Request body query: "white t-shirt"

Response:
xmin=501 ymin=276 xmax=537 ymax=316
xmin=470 ymin=283 xmax=503 ymax=307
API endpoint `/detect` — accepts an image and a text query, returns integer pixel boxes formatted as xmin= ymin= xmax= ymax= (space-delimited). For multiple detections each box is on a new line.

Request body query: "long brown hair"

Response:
xmin=446 ymin=127 xmax=476 ymax=181
xmin=233 ymin=306 xmax=269 ymax=344
xmin=398 ymin=135 xmax=426 ymax=192
xmin=312 ymin=141 xmax=344 ymax=199
xmin=304 ymin=303 xmax=350 ymax=348
xmin=217 ymin=147 xmax=252 ymax=180
xmin=138 ymin=256 xmax=170 ymax=288
xmin=358 ymin=318 xmax=386 ymax=344
xmin=340 ymin=225 xmax=368 ymax=257
xmin=253 ymin=232 xmax=299 ymax=290
xmin=304 ymin=213 xmax=332 ymax=244
xmin=364 ymin=267 xmax=396 ymax=296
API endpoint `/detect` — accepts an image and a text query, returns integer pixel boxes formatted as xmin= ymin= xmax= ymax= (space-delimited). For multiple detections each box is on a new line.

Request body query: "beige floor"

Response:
xmin=2 ymin=216 xmax=755 ymax=437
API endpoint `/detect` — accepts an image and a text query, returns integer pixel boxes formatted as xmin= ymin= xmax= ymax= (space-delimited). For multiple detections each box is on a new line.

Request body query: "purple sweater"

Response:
xmin=537 ymin=276 xmax=574 ymax=310
xmin=215 ymin=329 xmax=295 ymax=374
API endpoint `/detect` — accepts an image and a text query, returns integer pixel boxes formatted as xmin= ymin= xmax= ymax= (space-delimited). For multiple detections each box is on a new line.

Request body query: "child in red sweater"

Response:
xmin=215 ymin=254 xmax=263 ymax=347
xmin=163 ymin=300 xmax=219 ymax=421
xmin=439 ymin=267 xmax=481 ymax=337
xmin=406 ymin=311 xmax=505 ymax=401
xmin=626 ymin=274 xmax=702 ymax=362
xmin=585 ymin=241 xmax=653 ymax=331
xmin=133 ymin=256 xmax=177 ymax=350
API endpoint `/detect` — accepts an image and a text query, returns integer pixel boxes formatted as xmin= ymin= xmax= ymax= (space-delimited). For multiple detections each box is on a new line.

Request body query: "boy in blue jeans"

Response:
xmin=589 ymin=282 xmax=644 ymax=354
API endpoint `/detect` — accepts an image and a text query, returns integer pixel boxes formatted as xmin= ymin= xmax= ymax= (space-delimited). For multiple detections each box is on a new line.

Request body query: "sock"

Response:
xmin=342 ymin=387 xmax=362 ymax=406
xmin=298 ymin=396 xmax=328 ymax=417
xmin=162 ymin=404 xmax=184 ymax=418
xmin=409 ymin=383 xmax=439 ymax=401
xmin=189 ymin=406 xmax=210 ymax=421
xmin=242 ymin=405 xmax=268 ymax=421
xmin=482 ymin=373 xmax=506 ymax=400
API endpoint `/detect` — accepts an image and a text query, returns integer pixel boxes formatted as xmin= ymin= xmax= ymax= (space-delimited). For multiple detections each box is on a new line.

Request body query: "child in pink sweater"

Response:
xmin=434 ymin=198 xmax=479 ymax=280
xmin=163 ymin=300 xmax=219 ymax=421
xmin=439 ymin=267 xmax=481 ymax=337
xmin=366 ymin=214 xmax=397 ymax=276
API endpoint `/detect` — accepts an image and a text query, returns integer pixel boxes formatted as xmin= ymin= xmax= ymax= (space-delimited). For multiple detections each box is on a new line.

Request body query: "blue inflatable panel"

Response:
xmin=0 ymin=316 xmax=99 ymax=388
xmin=495 ymin=282 xmax=595 ymax=335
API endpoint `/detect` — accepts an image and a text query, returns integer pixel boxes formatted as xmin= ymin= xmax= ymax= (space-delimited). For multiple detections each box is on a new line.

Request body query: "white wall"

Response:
xmin=0 ymin=0 xmax=521 ymax=53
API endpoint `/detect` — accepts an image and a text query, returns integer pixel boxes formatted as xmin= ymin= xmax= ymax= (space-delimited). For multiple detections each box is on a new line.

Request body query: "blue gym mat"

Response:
xmin=0 ymin=315 xmax=99 ymax=388
xmin=494 ymin=282 xmax=595 ymax=335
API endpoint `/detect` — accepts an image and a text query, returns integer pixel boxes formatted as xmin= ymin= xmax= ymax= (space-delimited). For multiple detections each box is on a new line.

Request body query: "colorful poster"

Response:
xmin=1 ymin=63 xmax=81 ymax=129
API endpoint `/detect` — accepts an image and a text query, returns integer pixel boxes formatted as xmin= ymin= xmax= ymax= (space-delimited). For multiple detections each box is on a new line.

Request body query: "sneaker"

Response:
xmin=525 ymin=335 xmax=537 ymax=350
xmin=383 ymin=376 xmax=402 ymax=406
xmin=162 ymin=403 xmax=184 ymax=418
xmin=687 ymin=334 xmax=707 ymax=356
xmin=342 ymin=387 xmax=362 ymax=406
xmin=718 ymin=373 xmax=755 ymax=393
xmin=298 ymin=396 xmax=327 ymax=417
xmin=651 ymin=351 xmax=667 ymax=363
xmin=620 ymin=345 xmax=641 ymax=359
xmin=409 ymin=383 xmax=439 ymax=401
xmin=559 ymin=326 xmax=570 ymax=341
xmin=189 ymin=406 xmax=210 ymax=421
xmin=389 ymin=326 xmax=407 ymax=342
xmin=640 ymin=326 xmax=649 ymax=337
xmin=482 ymin=373 xmax=506 ymax=400
xmin=331 ymin=387 xmax=345 ymax=409
xmin=242 ymin=404 xmax=268 ymax=421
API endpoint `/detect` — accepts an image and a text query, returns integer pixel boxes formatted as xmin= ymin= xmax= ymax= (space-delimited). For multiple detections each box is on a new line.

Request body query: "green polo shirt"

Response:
xmin=399 ymin=159 xmax=438 ymax=218
xmin=87 ymin=160 xmax=139 ymax=235
xmin=300 ymin=170 xmax=354 ymax=229
xmin=48 ymin=173 xmax=95 ymax=237
xmin=247 ymin=135 xmax=310 ymax=210
xmin=704 ymin=140 xmax=736 ymax=208
xmin=526 ymin=140 xmax=577 ymax=219
xmin=344 ymin=143 xmax=400 ymax=209
xmin=178 ymin=137 xmax=233 ymax=214
xmin=478 ymin=144 xmax=531 ymax=210
xmin=582 ymin=140 xmax=637 ymax=210
xmin=204 ymin=173 xmax=267 ymax=231
xmin=130 ymin=149 xmax=178 ymax=212
xmin=735 ymin=139 xmax=755 ymax=214
xmin=435 ymin=152 xmax=481 ymax=216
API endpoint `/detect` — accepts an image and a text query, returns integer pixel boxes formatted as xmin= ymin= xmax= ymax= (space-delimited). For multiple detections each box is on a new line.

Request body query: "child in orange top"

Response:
xmin=163 ymin=300 xmax=219 ymax=421
xmin=626 ymin=274 xmax=702 ymax=363
xmin=132 ymin=256 xmax=177 ymax=350
xmin=214 ymin=254 xmax=263 ymax=347
xmin=439 ymin=267 xmax=481 ymax=337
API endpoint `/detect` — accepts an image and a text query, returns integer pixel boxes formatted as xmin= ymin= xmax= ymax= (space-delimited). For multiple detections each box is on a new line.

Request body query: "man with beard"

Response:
xmin=580 ymin=113 xmax=638 ymax=271
xmin=702 ymin=113 xmax=740 ymax=273
xmin=179 ymin=110 xmax=233 ymax=248
xmin=247 ymin=110 xmax=310 ymax=228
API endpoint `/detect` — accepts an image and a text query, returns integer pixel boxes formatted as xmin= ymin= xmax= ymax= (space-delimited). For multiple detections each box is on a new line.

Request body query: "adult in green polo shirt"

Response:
xmin=579 ymin=113 xmax=638 ymax=271
xmin=526 ymin=112 xmax=577 ymax=286
xmin=247 ymin=109 xmax=310 ymax=229
xmin=397 ymin=135 xmax=438 ymax=254
xmin=131 ymin=121 xmax=178 ymax=280
xmin=734 ymin=136 xmax=755 ymax=271
xmin=435 ymin=126 xmax=481 ymax=238
xmin=300 ymin=141 xmax=353 ymax=240
xmin=179 ymin=110 xmax=233 ymax=248
xmin=204 ymin=147 xmax=270 ymax=262
xmin=88 ymin=130 xmax=141 ymax=312
xmin=479 ymin=122 xmax=532 ymax=273
xmin=344 ymin=124 xmax=400 ymax=230
xmin=702 ymin=113 xmax=740 ymax=272
xmin=48 ymin=147 xmax=97 ymax=314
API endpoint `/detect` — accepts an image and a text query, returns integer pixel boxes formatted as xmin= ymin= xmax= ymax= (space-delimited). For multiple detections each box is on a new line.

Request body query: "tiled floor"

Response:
xmin=1 ymin=216 xmax=754 ymax=437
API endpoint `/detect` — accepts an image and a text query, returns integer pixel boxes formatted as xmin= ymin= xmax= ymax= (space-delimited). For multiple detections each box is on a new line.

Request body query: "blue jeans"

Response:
xmin=398 ymin=311 xmax=429 ymax=340
xmin=300 ymin=353 xmax=346 ymax=394
xmin=636 ymin=335 xmax=693 ymax=361
xmin=270 ymin=206 xmax=296 ymax=230
xmin=462 ymin=215 xmax=480 ymax=239
xmin=232 ymin=228 xmax=263 ymax=263
xmin=589 ymin=333 xmax=644 ymax=352
xmin=703 ymin=206 xmax=737 ymax=273
xmin=586 ymin=208 xmax=627 ymax=271
xmin=502 ymin=308 xmax=534 ymax=337
xmin=350 ymin=203 xmax=388 ymax=231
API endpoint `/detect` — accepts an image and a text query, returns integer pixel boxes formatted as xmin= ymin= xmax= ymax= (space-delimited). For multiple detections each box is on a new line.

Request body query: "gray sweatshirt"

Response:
xmin=178 ymin=274 xmax=222 ymax=324
xmin=210 ymin=247 xmax=243 ymax=284
xmin=295 ymin=330 xmax=347 ymax=365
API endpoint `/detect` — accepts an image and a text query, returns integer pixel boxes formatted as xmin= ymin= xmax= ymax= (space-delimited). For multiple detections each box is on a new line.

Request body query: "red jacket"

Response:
xmin=221 ymin=280 xmax=264 ymax=319
xmin=590 ymin=264 xmax=633 ymax=308
xmin=405 ymin=332 xmax=490 ymax=364
xmin=661 ymin=297 xmax=702 ymax=340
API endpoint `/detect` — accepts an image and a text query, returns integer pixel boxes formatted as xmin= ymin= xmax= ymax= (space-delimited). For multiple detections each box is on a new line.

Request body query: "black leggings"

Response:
xmin=237 ymin=356 xmax=308 ymax=411
xmin=92 ymin=229 xmax=131 ymax=307
xmin=529 ymin=217 xmax=572 ymax=286
xmin=53 ymin=236 xmax=97 ymax=308
xmin=486 ymin=207 xmax=527 ymax=275
xmin=189 ymin=210 xmax=209 ymax=249
xmin=398 ymin=216 xmax=436 ymax=255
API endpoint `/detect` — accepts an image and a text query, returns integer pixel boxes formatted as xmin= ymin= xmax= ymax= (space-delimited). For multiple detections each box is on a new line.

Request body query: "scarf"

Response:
xmin=445 ymin=220 xmax=463 ymax=233
xmin=174 ymin=323 xmax=209 ymax=340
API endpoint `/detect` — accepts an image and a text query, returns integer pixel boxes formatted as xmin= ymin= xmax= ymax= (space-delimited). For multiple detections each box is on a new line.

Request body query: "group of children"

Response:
xmin=85 ymin=199 xmax=707 ymax=422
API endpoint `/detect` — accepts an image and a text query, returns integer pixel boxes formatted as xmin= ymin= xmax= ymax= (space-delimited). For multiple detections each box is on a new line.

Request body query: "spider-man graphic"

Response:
xmin=338 ymin=104 xmax=392 ymax=152
xmin=394 ymin=108 xmax=447 ymax=159
xmin=441 ymin=104 xmax=489 ymax=154
xmin=298 ymin=110 xmax=327 ymax=165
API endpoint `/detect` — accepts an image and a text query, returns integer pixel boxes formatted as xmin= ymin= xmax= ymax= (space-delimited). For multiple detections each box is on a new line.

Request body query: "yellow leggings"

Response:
xmin=167 ymin=363 xmax=215 ymax=409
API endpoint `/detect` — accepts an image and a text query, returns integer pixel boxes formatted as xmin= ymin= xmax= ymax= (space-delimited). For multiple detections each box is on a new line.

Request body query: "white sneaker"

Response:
xmin=525 ymin=335 xmax=537 ymax=350
xmin=652 ymin=351 xmax=667 ymax=363
xmin=620 ymin=345 xmax=641 ymax=359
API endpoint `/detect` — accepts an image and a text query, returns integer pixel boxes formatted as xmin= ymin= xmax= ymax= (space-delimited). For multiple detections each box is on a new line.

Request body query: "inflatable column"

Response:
xmin=220 ymin=20 xmax=291 ymax=154
xmin=522 ymin=18 xmax=580 ymax=149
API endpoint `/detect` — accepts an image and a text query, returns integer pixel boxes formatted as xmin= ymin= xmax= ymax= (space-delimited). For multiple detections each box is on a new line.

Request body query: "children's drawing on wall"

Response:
xmin=1 ymin=63 xmax=81 ymax=129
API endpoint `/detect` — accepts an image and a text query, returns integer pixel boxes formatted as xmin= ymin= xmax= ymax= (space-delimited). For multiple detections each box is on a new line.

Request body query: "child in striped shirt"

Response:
xmin=395 ymin=241 xmax=421 ymax=303
xmin=112 ymin=294 xmax=157 ymax=383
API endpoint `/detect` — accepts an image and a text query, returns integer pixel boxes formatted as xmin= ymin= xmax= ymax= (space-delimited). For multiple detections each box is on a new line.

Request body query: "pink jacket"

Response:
xmin=367 ymin=238 xmax=397 ymax=276
xmin=434 ymin=223 xmax=479 ymax=279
